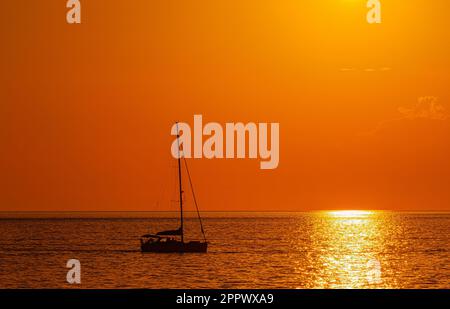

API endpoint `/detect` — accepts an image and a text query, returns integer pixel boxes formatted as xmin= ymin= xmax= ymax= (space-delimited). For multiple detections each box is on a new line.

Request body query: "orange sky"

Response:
xmin=1 ymin=1 xmax=449 ymax=211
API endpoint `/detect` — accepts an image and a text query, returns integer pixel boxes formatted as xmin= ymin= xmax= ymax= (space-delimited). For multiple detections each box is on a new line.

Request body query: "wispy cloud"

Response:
xmin=379 ymin=67 xmax=392 ymax=72
xmin=398 ymin=96 xmax=448 ymax=121
xmin=340 ymin=67 xmax=392 ymax=73
xmin=360 ymin=96 xmax=448 ymax=136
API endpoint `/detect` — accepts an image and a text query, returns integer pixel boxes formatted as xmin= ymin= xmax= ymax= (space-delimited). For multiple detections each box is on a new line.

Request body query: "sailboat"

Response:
xmin=140 ymin=123 xmax=208 ymax=253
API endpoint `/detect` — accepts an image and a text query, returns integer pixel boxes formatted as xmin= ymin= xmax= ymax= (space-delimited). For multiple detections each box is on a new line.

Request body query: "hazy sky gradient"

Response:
xmin=1 ymin=1 xmax=449 ymax=211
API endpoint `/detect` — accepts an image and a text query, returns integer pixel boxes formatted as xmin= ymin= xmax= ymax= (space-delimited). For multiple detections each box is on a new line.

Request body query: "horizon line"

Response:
xmin=1 ymin=210 xmax=449 ymax=213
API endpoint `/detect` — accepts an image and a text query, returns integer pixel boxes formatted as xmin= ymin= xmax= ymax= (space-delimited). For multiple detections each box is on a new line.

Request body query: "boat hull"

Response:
xmin=141 ymin=241 xmax=208 ymax=253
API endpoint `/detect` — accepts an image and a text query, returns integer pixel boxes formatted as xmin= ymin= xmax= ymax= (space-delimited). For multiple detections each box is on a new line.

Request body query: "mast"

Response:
xmin=176 ymin=122 xmax=184 ymax=243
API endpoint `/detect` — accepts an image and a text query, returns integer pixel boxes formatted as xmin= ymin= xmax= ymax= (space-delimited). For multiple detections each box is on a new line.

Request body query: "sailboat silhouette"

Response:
xmin=140 ymin=123 xmax=208 ymax=253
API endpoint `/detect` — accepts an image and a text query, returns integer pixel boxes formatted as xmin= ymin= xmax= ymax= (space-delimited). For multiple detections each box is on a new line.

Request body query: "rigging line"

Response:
xmin=183 ymin=157 xmax=207 ymax=242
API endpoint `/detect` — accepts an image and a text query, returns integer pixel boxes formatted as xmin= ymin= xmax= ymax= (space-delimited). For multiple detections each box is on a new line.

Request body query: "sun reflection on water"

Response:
xmin=307 ymin=210 xmax=386 ymax=288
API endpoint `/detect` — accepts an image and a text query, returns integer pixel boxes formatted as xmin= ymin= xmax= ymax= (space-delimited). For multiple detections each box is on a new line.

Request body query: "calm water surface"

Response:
xmin=0 ymin=211 xmax=449 ymax=288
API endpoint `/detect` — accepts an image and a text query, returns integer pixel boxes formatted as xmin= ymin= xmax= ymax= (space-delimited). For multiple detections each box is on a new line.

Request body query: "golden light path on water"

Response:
xmin=301 ymin=210 xmax=386 ymax=289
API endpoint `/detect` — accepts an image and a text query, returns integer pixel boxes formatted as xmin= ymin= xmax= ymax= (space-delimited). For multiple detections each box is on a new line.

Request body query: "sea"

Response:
xmin=0 ymin=211 xmax=449 ymax=289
